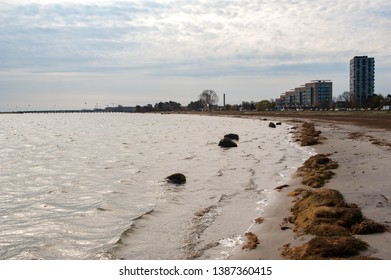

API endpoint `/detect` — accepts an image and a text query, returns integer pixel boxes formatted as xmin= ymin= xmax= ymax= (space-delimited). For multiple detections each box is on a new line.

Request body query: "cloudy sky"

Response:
xmin=0 ymin=0 xmax=390 ymax=111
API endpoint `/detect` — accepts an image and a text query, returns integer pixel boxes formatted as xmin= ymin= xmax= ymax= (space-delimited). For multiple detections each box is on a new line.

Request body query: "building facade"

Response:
xmin=307 ymin=80 xmax=333 ymax=108
xmin=274 ymin=80 xmax=333 ymax=110
xmin=350 ymin=56 xmax=375 ymax=107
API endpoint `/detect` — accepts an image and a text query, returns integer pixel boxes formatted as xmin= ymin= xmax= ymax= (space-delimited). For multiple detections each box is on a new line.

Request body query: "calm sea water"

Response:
xmin=0 ymin=113 xmax=312 ymax=260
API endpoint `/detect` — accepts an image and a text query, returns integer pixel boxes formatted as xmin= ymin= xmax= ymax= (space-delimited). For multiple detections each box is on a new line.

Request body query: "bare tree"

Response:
xmin=199 ymin=90 xmax=219 ymax=111
xmin=336 ymin=91 xmax=353 ymax=108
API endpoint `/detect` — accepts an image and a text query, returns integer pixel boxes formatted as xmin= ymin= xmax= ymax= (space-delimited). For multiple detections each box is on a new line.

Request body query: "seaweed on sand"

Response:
xmin=296 ymin=154 xmax=339 ymax=188
xmin=282 ymin=189 xmax=388 ymax=259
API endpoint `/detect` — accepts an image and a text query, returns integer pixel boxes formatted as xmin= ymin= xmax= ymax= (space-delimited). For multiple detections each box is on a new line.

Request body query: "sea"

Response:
xmin=0 ymin=113 xmax=313 ymax=260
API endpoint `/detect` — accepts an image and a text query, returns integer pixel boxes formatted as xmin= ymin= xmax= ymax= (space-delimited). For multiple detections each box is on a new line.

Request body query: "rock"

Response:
xmin=269 ymin=122 xmax=276 ymax=128
xmin=166 ymin=173 xmax=186 ymax=185
xmin=224 ymin=133 xmax=239 ymax=141
xmin=276 ymin=122 xmax=282 ymax=125
xmin=218 ymin=137 xmax=238 ymax=148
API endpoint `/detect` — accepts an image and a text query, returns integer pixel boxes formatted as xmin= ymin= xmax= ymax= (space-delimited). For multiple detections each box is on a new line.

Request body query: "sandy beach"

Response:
xmin=226 ymin=112 xmax=391 ymax=260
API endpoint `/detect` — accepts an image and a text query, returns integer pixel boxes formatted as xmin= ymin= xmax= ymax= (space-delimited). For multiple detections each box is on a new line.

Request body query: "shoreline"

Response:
xmin=228 ymin=114 xmax=391 ymax=260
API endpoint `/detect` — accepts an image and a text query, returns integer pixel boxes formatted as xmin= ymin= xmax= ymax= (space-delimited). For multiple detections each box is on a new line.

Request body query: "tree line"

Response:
xmin=135 ymin=89 xmax=391 ymax=113
xmin=335 ymin=92 xmax=391 ymax=110
xmin=135 ymin=89 xmax=275 ymax=112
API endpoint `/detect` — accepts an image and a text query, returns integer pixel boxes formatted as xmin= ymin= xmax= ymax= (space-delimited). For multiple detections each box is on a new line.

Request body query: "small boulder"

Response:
xmin=166 ymin=173 xmax=186 ymax=185
xmin=224 ymin=133 xmax=239 ymax=141
xmin=276 ymin=122 xmax=282 ymax=125
xmin=269 ymin=122 xmax=276 ymax=128
xmin=218 ymin=137 xmax=238 ymax=148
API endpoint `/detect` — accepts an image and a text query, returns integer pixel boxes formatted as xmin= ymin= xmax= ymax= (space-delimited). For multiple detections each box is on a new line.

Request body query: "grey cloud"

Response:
xmin=0 ymin=0 xmax=390 ymax=77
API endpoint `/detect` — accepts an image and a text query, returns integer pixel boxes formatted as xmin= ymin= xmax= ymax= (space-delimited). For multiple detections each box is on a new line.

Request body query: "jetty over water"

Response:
xmin=0 ymin=107 xmax=136 ymax=114
xmin=1 ymin=110 xmax=106 ymax=114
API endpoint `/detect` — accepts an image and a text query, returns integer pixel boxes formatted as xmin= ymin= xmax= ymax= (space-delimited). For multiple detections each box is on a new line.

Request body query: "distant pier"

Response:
xmin=0 ymin=107 xmax=136 ymax=114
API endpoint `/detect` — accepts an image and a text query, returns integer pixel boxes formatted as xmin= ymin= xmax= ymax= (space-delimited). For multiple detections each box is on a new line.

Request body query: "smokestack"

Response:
xmin=223 ymin=93 xmax=226 ymax=107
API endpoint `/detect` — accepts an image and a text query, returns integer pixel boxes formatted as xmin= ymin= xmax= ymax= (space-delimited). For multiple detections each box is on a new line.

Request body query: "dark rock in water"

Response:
xmin=166 ymin=173 xmax=186 ymax=184
xmin=224 ymin=133 xmax=239 ymax=141
xmin=218 ymin=137 xmax=238 ymax=148
xmin=269 ymin=122 xmax=276 ymax=128
xmin=276 ymin=122 xmax=282 ymax=125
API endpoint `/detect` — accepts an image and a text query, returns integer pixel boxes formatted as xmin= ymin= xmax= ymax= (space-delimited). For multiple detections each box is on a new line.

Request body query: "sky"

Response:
xmin=0 ymin=0 xmax=390 ymax=111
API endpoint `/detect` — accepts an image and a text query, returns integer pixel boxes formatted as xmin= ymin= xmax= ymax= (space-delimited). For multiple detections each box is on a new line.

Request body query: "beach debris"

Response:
xmin=282 ymin=236 xmax=368 ymax=260
xmin=268 ymin=122 xmax=276 ymax=128
xmin=351 ymin=219 xmax=388 ymax=235
xmin=288 ymin=188 xmax=310 ymax=197
xmin=281 ymin=188 xmax=388 ymax=259
xmin=254 ymin=217 xmax=264 ymax=224
xmin=274 ymin=184 xmax=290 ymax=192
xmin=290 ymin=189 xmax=363 ymax=236
xmin=299 ymin=122 xmax=321 ymax=146
xmin=280 ymin=217 xmax=294 ymax=230
xmin=218 ymin=137 xmax=238 ymax=148
xmin=166 ymin=173 xmax=186 ymax=185
xmin=242 ymin=232 xmax=259 ymax=250
xmin=296 ymin=154 xmax=338 ymax=188
xmin=224 ymin=133 xmax=239 ymax=141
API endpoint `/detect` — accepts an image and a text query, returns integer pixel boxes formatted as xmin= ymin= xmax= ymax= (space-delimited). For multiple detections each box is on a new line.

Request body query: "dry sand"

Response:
xmin=229 ymin=114 xmax=391 ymax=260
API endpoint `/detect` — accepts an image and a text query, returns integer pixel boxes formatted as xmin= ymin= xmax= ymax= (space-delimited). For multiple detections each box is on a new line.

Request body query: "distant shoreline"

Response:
xmin=180 ymin=110 xmax=391 ymax=130
xmin=3 ymin=109 xmax=391 ymax=130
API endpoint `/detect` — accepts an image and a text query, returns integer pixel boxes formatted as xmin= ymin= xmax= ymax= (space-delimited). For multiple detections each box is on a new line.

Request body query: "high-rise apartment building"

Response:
xmin=350 ymin=56 xmax=375 ymax=107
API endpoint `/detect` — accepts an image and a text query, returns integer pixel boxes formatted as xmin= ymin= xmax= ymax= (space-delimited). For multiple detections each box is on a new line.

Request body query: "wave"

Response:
xmin=94 ymin=209 xmax=155 ymax=260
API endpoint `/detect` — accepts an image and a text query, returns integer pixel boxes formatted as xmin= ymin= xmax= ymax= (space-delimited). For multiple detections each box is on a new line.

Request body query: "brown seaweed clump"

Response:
xmin=290 ymin=189 xmax=363 ymax=236
xmin=296 ymin=154 xmax=339 ymax=188
xmin=351 ymin=219 xmax=388 ymax=235
xmin=282 ymin=189 xmax=388 ymax=259
xmin=282 ymin=236 xmax=368 ymax=260
xmin=300 ymin=122 xmax=322 ymax=146
xmin=242 ymin=232 xmax=259 ymax=250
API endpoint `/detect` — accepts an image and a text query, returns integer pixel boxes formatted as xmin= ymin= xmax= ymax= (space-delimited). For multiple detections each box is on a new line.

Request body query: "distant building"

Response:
xmin=304 ymin=80 xmax=333 ymax=108
xmin=294 ymin=86 xmax=306 ymax=108
xmin=350 ymin=56 xmax=375 ymax=107
xmin=275 ymin=94 xmax=286 ymax=110
xmin=274 ymin=80 xmax=332 ymax=110
xmin=285 ymin=90 xmax=296 ymax=108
